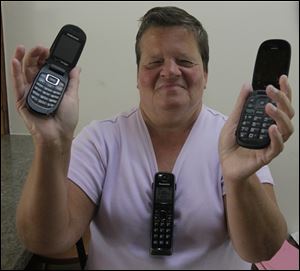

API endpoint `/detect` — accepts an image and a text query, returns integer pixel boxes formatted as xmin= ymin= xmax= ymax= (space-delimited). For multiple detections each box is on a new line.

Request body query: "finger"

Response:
xmin=65 ymin=67 xmax=81 ymax=99
xmin=11 ymin=46 xmax=26 ymax=100
xmin=24 ymin=46 xmax=48 ymax=68
xmin=279 ymin=74 xmax=292 ymax=101
xmin=266 ymin=85 xmax=294 ymax=119
xmin=14 ymin=45 xmax=26 ymax=63
xmin=228 ymin=83 xmax=252 ymax=125
xmin=23 ymin=46 xmax=49 ymax=83
xmin=265 ymin=125 xmax=284 ymax=162
xmin=37 ymin=47 xmax=49 ymax=66
xmin=265 ymin=103 xmax=294 ymax=142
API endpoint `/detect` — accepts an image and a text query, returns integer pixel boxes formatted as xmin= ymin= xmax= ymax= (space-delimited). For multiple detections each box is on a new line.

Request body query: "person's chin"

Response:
xmin=159 ymin=100 xmax=187 ymax=112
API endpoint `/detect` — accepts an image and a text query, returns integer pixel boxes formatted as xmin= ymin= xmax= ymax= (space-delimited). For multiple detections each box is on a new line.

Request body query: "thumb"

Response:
xmin=228 ymin=83 xmax=252 ymax=125
xmin=67 ymin=66 xmax=81 ymax=99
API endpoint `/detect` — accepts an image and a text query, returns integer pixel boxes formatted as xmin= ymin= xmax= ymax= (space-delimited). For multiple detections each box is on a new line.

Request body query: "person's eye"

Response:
xmin=177 ymin=59 xmax=195 ymax=67
xmin=146 ymin=60 xmax=163 ymax=69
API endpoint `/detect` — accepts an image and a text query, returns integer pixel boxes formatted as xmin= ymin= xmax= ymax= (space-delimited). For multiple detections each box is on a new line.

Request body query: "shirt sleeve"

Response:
xmin=67 ymin=122 xmax=107 ymax=205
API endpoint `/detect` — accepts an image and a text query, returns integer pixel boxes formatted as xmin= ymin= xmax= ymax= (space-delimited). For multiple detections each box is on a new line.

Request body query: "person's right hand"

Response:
xmin=11 ymin=45 xmax=81 ymax=144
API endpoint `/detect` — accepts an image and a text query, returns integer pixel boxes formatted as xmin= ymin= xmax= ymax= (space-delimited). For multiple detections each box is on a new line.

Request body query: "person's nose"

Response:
xmin=160 ymin=59 xmax=182 ymax=79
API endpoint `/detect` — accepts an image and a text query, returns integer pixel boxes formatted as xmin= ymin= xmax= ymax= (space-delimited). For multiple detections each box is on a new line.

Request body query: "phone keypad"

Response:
xmin=152 ymin=209 xmax=173 ymax=250
xmin=29 ymin=73 xmax=65 ymax=109
xmin=237 ymin=95 xmax=275 ymax=147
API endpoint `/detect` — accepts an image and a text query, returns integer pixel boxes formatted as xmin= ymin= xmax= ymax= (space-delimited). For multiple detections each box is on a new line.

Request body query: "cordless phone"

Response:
xmin=150 ymin=172 xmax=176 ymax=256
xmin=26 ymin=24 xmax=86 ymax=116
xmin=236 ymin=39 xmax=291 ymax=149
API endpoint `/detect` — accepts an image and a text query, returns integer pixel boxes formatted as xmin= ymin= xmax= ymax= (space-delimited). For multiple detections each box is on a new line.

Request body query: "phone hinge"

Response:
xmin=49 ymin=64 xmax=66 ymax=75
xmin=255 ymin=90 xmax=267 ymax=95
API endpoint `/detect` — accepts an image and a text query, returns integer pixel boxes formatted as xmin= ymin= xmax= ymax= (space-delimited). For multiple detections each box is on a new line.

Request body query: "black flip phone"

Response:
xmin=26 ymin=24 xmax=86 ymax=116
xmin=236 ymin=39 xmax=291 ymax=149
xmin=150 ymin=172 xmax=175 ymax=256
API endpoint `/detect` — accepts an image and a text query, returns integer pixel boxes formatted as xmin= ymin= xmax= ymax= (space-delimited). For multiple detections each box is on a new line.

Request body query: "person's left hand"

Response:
xmin=219 ymin=75 xmax=294 ymax=183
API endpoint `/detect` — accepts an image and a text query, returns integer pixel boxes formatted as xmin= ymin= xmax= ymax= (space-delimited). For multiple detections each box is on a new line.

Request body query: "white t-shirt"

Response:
xmin=68 ymin=105 xmax=273 ymax=270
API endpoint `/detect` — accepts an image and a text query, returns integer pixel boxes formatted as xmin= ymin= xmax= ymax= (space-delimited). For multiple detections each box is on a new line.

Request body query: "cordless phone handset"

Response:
xmin=150 ymin=172 xmax=176 ymax=256
xmin=26 ymin=24 xmax=86 ymax=116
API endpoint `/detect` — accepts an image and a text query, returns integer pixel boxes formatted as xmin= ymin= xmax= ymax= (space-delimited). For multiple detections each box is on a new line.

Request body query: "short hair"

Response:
xmin=135 ymin=6 xmax=209 ymax=72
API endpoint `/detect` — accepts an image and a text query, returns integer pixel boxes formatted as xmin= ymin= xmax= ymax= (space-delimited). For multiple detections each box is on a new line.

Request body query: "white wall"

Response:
xmin=2 ymin=1 xmax=299 ymax=234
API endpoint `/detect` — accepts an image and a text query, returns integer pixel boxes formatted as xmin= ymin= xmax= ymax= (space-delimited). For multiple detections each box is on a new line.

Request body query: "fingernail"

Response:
xmin=243 ymin=83 xmax=252 ymax=91
xmin=269 ymin=85 xmax=279 ymax=93
xmin=270 ymin=103 xmax=277 ymax=112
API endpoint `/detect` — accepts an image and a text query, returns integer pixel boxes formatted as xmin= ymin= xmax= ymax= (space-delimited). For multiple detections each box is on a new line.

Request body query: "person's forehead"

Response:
xmin=139 ymin=26 xmax=199 ymax=56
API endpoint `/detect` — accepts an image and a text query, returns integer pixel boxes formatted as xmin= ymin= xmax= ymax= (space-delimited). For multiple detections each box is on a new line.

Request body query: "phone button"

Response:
xmin=46 ymin=74 xmax=60 ymax=86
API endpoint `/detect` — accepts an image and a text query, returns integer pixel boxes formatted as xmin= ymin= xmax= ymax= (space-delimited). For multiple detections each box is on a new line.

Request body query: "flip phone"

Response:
xmin=150 ymin=172 xmax=176 ymax=256
xmin=236 ymin=39 xmax=291 ymax=149
xmin=26 ymin=24 xmax=86 ymax=116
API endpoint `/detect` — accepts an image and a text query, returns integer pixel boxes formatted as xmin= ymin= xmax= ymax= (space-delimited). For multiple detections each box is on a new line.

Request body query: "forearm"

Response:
xmin=224 ymin=174 xmax=287 ymax=263
xmin=16 ymin=139 xmax=72 ymax=254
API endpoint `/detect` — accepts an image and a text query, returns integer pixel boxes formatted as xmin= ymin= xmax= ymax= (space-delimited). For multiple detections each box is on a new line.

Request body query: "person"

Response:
xmin=12 ymin=6 xmax=294 ymax=270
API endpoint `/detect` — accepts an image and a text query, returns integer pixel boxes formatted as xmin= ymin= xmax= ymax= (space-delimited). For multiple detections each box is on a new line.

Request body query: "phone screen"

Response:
xmin=252 ymin=42 xmax=290 ymax=90
xmin=155 ymin=187 xmax=173 ymax=203
xmin=52 ymin=34 xmax=81 ymax=64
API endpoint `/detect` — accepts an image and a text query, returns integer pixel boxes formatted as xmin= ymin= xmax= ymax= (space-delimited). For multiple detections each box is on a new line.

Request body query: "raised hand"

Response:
xmin=11 ymin=45 xmax=81 ymax=143
xmin=219 ymin=75 xmax=294 ymax=183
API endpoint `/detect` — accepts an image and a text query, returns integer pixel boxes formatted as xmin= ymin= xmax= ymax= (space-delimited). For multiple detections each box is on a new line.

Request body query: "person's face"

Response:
xmin=137 ymin=26 xmax=208 ymax=123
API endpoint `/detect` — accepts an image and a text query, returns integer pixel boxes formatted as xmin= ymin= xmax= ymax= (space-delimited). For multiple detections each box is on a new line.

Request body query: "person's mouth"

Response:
xmin=156 ymin=83 xmax=186 ymax=91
